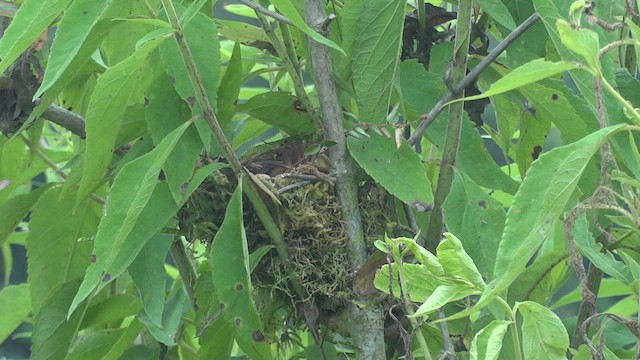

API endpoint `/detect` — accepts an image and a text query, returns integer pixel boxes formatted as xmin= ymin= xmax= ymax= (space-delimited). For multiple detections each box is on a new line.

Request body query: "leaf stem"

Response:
xmin=423 ymin=0 xmax=472 ymax=253
xmin=159 ymin=0 xmax=305 ymax=299
xmin=415 ymin=0 xmax=428 ymax=57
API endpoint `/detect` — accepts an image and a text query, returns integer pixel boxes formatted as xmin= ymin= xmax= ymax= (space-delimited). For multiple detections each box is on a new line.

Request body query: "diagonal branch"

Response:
xmin=408 ymin=12 xmax=540 ymax=145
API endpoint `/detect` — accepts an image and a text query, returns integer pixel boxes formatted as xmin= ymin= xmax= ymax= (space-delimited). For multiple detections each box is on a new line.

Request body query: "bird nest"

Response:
xmin=177 ymin=144 xmax=392 ymax=331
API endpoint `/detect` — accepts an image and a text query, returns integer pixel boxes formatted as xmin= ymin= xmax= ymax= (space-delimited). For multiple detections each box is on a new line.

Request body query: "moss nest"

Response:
xmin=178 ymin=148 xmax=392 ymax=331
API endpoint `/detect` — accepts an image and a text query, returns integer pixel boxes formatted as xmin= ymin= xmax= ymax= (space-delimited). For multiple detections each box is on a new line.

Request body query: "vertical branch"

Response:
xmin=304 ymin=1 xmax=385 ymax=359
xmin=424 ymin=0 xmax=473 ymax=253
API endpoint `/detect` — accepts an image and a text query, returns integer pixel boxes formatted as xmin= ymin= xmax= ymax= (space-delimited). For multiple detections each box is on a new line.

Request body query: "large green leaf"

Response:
xmin=80 ymin=294 xmax=141 ymax=329
xmin=475 ymin=0 xmax=516 ymax=30
xmin=159 ymin=3 xmax=219 ymax=150
xmin=77 ymin=33 xmax=170 ymax=201
xmin=572 ymin=214 xmax=632 ymax=284
xmin=217 ymin=41 xmax=243 ymax=131
xmin=0 ymin=0 xmax=72 ymax=74
xmin=400 ymin=61 xmax=519 ymax=194
xmin=70 ymin=122 xmax=191 ymax=315
xmin=26 ymin=187 xmax=98 ymax=315
xmin=0 ymin=185 xmax=49 ymax=247
xmin=145 ymin=74 xmax=203 ymax=204
xmin=500 ymin=1 xmax=547 ymax=67
xmin=0 ymin=284 xmax=31 ymax=343
xmin=140 ymin=287 xmax=188 ymax=345
xmin=351 ymin=0 xmax=405 ymax=123
xmin=66 ymin=321 xmax=143 ymax=360
xmin=456 ymin=59 xmax=578 ymax=103
xmin=491 ymin=125 xmax=626 ymax=297
xmin=443 ymin=172 xmax=505 ymax=278
xmin=210 ymin=182 xmax=271 ymax=359
xmin=195 ymin=263 xmax=234 ymax=359
xmin=236 ymin=92 xmax=315 ymax=135
xmin=34 ymin=0 xmax=114 ymax=98
xmin=31 ymin=279 xmax=86 ymax=360
xmin=469 ymin=320 xmax=510 ymax=360
xmin=517 ymin=301 xmax=569 ymax=360
xmin=347 ymin=132 xmax=433 ymax=210
xmin=128 ymin=233 xmax=174 ymax=327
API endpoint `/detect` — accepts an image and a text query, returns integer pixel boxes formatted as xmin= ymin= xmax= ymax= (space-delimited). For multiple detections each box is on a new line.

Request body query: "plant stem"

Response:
xmin=254 ymin=12 xmax=321 ymax=130
xmin=159 ymin=0 xmax=305 ymax=300
xmin=424 ymin=0 xmax=473 ymax=253
xmin=169 ymin=239 xmax=197 ymax=306
xmin=496 ymin=297 xmax=523 ymax=360
xmin=395 ymin=250 xmax=433 ymax=360
xmin=304 ymin=1 xmax=385 ymax=359
xmin=21 ymin=135 xmax=106 ymax=205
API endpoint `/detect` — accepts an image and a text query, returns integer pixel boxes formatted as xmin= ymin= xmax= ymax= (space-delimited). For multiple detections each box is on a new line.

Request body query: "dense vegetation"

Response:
xmin=1 ymin=0 xmax=640 ymax=359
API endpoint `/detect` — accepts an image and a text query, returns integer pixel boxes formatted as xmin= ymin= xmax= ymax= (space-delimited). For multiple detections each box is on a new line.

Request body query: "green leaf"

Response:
xmin=556 ymin=18 xmax=601 ymax=72
xmin=470 ymin=320 xmax=510 ymax=360
xmin=437 ymin=233 xmax=485 ymax=289
xmin=67 ymin=321 xmax=142 ymax=360
xmin=0 ymin=184 xmax=49 ymax=247
xmin=413 ymin=284 xmax=480 ymax=317
xmin=145 ymin=74 xmax=203 ymax=204
xmin=375 ymin=263 xmax=439 ymax=302
xmin=217 ymin=42 xmax=243 ymax=131
xmin=305 ymin=342 xmax=339 ymax=360
xmin=210 ymin=182 xmax=271 ymax=359
xmin=78 ymin=33 xmax=170 ymax=201
xmin=129 ymin=233 xmax=173 ymax=327
xmin=351 ymin=0 xmax=405 ymax=123
xmin=0 ymin=0 xmax=72 ymax=74
xmin=0 ymin=284 xmax=31 ymax=343
xmin=34 ymin=0 xmax=114 ymax=98
xmin=195 ymin=263 xmax=234 ymax=359
xmin=572 ymin=214 xmax=633 ymax=284
xmin=491 ymin=125 xmax=626 ymax=299
xmin=454 ymin=59 xmax=578 ymax=103
xmin=400 ymin=61 xmax=519 ymax=194
xmin=269 ymin=0 xmax=344 ymax=55
xmin=70 ymin=122 xmax=191 ymax=316
xmin=32 ymin=279 xmax=86 ymax=360
xmin=475 ymin=0 xmax=516 ymax=30
xmin=236 ymin=92 xmax=315 ymax=135
xmin=347 ymin=132 xmax=433 ymax=210
xmin=80 ymin=294 xmax=142 ymax=329
xmin=443 ymin=172 xmax=505 ymax=278
xmin=140 ymin=287 xmax=188 ymax=346
xmin=31 ymin=20 xmax=112 ymax=122
xmin=159 ymin=3 xmax=219 ymax=150
xmin=26 ymin=187 xmax=98 ymax=316
xmin=517 ymin=301 xmax=569 ymax=360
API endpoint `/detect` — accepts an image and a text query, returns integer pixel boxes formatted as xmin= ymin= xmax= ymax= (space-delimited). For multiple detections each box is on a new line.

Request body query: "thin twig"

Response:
xmin=20 ymin=135 xmax=106 ymax=205
xmin=238 ymin=0 xmax=294 ymax=26
xmin=408 ymin=12 xmax=541 ymax=145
